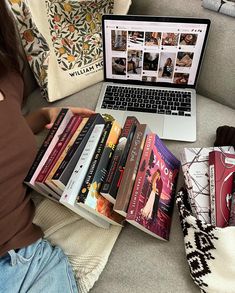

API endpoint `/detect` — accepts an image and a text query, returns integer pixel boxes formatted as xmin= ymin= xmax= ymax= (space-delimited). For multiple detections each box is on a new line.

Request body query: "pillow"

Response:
xmin=8 ymin=0 xmax=132 ymax=102
xmin=176 ymin=188 xmax=235 ymax=293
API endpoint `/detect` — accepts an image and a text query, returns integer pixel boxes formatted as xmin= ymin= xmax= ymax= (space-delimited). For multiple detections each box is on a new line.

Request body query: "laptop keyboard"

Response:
xmin=101 ymin=85 xmax=192 ymax=116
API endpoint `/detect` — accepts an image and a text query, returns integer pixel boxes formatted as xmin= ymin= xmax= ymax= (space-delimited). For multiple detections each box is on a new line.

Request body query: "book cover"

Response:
xmin=100 ymin=116 xmax=139 ymax=204
xmin=60 ymin=123 xmax=109 ymax=229
xmin=51 ymin=113 xmax=105 ymax=191
xmin=45 ymin=117 xmax=87 ymax=195
xmin=126 ymin=133 xmax=180 ymax=241
xmin=24 ymin=108 xmax=73 ymax=197
xmin=181 ymin=146 xmax=235 ymax=224
xmin=35 ymin=115 xmax=81 ymax=196
xmin=209 ymin=150 xmax=235 ymax=227
xmin=114 ymin=124 xmax=151 ymax=217
xmin=76 ymin=119 xmax=124 ymax=226
xmin=79 ymin=121 xmax=113 ymax=202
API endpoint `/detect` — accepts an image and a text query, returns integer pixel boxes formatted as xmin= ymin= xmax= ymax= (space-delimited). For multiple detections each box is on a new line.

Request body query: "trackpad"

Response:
xmin=122 ymin=112 xmax=164 ymax=137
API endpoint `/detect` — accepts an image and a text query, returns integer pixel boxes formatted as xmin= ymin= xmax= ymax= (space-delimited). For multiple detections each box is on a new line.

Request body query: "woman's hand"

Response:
xmin=25 ymin=106 xmax=95 ymax=134
xmin=43 ymin=107 xmax=95 ymax=130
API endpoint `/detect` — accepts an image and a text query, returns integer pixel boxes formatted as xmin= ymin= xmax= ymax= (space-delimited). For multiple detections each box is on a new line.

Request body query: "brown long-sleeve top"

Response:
xmin=0 ymin=71 xmax=43 ymax=257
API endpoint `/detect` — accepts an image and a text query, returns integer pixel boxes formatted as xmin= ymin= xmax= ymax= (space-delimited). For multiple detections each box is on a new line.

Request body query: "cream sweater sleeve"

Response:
xmin=33 ymin=196 xmax=122 ymax=293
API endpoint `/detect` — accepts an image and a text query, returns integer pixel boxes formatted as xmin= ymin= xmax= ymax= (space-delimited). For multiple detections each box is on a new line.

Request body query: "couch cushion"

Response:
xmin=25 ymin=84 xmax=235 ymax=292
xmin=129 ymin=0 xmax=235 ymax=110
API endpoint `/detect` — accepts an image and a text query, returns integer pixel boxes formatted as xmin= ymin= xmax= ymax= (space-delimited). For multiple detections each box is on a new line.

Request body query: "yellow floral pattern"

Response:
xmin=47 ymin=0 xmax=114 ymax=71
xmin=8 ymin=0 xmax=49 ymax=99
xmin=8 ymin=0 xmax=114 ymax=100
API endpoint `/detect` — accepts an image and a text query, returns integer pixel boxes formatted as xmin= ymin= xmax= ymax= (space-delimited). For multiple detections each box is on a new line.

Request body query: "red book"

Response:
xmin=126 ymin=133 xmax=180 ymax=241
xmin=35 ymin=115 xmax=82 ymax=194
xmin=209 ymin=150 xmax=235 ymax=227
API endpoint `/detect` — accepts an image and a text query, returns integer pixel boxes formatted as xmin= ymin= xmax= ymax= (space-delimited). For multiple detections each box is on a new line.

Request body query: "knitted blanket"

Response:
xmin=33 ymin=195 xmax=122 ymax=293
xmin=202 ymin=0 xmax=235 ymax=17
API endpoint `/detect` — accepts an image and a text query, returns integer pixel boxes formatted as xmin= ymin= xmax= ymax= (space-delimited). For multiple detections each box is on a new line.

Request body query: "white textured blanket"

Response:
xmin=33 ymin=196 xmax=122 ymax=293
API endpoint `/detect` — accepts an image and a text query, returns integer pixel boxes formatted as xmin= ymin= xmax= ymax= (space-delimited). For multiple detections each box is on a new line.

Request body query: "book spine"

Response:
xmin=209 ymin=151 xmax=216 ymax=226
xmin=114 ymin=124 xmax=149 ymax=215
xmin=45 ymin=116 xmax=85 ymax=194
xmin=35 ymin=115 xmax=80 ymax=183
xmin=24 ymin=109 xmax=74 ymax=193
xmin=78 ymin=121 xmax=112 ymax=202
xmin=108 ymin=122 xmax=138 ymax=200
xmin=52 ymin=114 xmax=104 ymax=181
xmin=79 ymin=120 xmax=121 ymax=204
xmin=126 ymin=133 xmax=155 ymax=221
xmin=60 ymin=124 xmax=105 ymax=206
xmin=100 ymin=116 xmax=138 ymax=198
xmin=24 ymin=108 xmax=69 ymax=182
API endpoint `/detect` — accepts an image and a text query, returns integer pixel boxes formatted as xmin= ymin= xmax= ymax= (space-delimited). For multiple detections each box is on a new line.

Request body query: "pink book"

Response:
xmin=35 ymin=115 xmax=82 ymax=195
xmin=126 ymin=133 xmax=180 ymax=241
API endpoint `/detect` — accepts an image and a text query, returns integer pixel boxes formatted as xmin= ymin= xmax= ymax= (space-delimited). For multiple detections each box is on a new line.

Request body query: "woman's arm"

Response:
xmin=24 ymin=107 xmax=95 ymax=134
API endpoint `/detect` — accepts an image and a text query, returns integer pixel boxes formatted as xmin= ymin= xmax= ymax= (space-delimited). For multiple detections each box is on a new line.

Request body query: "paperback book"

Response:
xmin=114 ymin=123 xmax=151 ymax=217
xmin=209 ymin=150 xmax=235 ymax=227
xmin=51 ymin=113 xmax=105 ymax=192
xmin=100 ymin=116 xmax=139 ymax=204
xmin=76 ymin=118 xmax=125 ymax=226
xmin=126 ymin=133 xmax=180 ymax=240
xmin=24 ymin=108 xmax=73 ymax=199
xmin=181 ymin=146 xmax=235 ymax=224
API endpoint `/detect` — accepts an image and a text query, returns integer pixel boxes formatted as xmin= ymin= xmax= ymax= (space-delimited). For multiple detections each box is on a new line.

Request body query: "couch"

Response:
xmin=23 ymin=1 xmax=235 ymax=292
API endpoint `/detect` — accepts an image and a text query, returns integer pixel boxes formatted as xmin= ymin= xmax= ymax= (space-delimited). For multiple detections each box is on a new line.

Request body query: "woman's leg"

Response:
xmin=0 ymin=238 xmax=78 ymax=293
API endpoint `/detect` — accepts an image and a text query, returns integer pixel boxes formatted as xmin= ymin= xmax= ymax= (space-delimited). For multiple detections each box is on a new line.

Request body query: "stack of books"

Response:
xmin=25 ymin=109 xmax=180 ymax=240
xmin=180 ymin=146 xmax=235 ymax=227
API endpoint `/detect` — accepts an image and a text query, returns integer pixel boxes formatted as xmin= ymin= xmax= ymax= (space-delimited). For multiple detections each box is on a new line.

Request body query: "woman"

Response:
xmin=162 ymin=57 xmax=173 ymax=78
xmin=141 ymin=169 xmax=163 ymax=221
xmin=0 ymin=2 xmax=94 ymax=292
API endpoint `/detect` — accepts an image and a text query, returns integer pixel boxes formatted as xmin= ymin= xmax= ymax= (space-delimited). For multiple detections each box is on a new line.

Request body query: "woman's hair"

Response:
xmin=0 ymin=1 xmax=22 ymax=77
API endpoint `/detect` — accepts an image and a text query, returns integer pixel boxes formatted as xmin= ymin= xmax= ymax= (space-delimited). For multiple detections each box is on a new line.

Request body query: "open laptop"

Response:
xmin=95 ymin=15 xmax=210 ymax=142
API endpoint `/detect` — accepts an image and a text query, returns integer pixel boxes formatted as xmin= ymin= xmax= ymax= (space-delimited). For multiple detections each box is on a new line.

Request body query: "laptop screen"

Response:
xmin=102 ymin=15 xmax=210 ymax=88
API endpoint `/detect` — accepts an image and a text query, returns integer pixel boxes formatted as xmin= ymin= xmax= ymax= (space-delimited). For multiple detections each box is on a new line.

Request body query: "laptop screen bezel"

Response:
xmin=102 ymin=14 xmax=210 ymax=89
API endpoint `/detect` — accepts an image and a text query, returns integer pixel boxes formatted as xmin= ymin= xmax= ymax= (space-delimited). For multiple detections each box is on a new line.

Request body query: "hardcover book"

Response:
xmin=51 ymin=113 xmax=105 ymax=191
xmin=100 ymin=116 xmax=139 ymax=204
xmin=209 ymin=150 xmax=235 ymax=227
xmin=76 ymin=119 xmax=124 ymax=226
xmin=181 ymin=146 xmax=235 ymax=224
xmin=35 ymin=115 xmax=82 ymax=197
xmin=24 ymin=108 xmax=73 ymax=199
xmin=59 ymin=123 xmax=109 ymax=228
xmin=126 ymin=133 xmax=180 ymax=241
xmin=114 ymin=124 xmax=151 ymax=217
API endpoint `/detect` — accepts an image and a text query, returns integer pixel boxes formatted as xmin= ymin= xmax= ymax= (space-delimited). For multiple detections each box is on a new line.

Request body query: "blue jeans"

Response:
xmin=0 ymin=238 xmax=78 ymax=293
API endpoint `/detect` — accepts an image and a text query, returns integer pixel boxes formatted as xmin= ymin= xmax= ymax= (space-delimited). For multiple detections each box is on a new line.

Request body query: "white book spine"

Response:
xmin=60 ymin=124 xmax=105 ymax=206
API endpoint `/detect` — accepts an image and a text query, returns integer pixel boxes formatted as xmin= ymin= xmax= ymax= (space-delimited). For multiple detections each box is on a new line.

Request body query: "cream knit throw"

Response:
xmin=33 ymin=196 xmax=122 ymax=293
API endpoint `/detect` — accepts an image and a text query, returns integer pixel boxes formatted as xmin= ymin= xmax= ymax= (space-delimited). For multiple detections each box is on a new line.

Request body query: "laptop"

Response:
xmin=95 ymin=15 xmax=210 ymax=142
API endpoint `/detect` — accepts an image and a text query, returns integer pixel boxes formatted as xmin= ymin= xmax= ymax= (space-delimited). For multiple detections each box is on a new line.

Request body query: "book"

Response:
xmin=34 ymin=115 xmax=82 ymax=197
xmin=51 ymin=113 xmax=105 ymax=191
xmin=126 ymin=133 xmax=180 ymax=241
xmin=24 ymin=108 xmax=73 ymax=199
xmin=45 ymin=117 xmax=88 ymax=195
xmin=181 ymin=146 xmax=235 ymax=224
xmin=59 ymin=123 xmax=109 ymax=229
xmin=76 ymin=119 xmax=124 ymax=226
xmin=209 ymin=150 xmax=235 ymax=227
xmin=100 ymin=116 xmax=139 ymax=204
xmin=78 ymin=121 xmax=113 ymax=202
xmin=114 ymin=124 xmax=151 ymax=217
